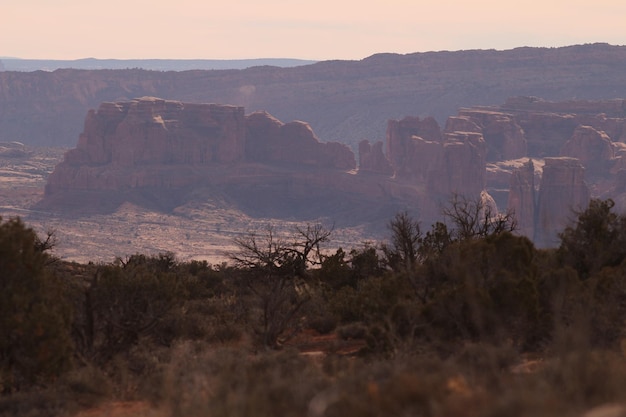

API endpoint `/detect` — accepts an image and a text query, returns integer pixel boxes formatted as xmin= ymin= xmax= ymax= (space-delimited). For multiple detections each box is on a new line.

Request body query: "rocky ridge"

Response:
xmin=41 ymin=95 xmax=626 ymax=248
xmin=42 ymin=97 xmax=491 ymax=233
xmin=3 ymin=44 xmax=626 ymax=150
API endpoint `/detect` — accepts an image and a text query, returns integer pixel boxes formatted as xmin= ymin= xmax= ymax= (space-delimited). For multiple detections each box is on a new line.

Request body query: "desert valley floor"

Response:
xmin=0 ymin=147 xmax=374 ymax=264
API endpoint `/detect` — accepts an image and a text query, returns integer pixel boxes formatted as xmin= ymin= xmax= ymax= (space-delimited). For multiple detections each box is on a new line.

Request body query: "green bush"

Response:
xmin=420 ymin=233 xmax=542 ymax=348
xmin=329 ymin=274 xmax=407 ymax=324
xmin=558 ymin=198 xmax=626 ymax=280
xmin=78 ymin=257 xmax=182 ymax=363
xmin=0 ymin=218 xmax=72 ymax=392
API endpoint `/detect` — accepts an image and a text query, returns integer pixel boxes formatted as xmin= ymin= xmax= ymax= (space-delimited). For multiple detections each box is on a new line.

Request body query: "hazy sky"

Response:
xmin=2 ymin=0 xmax=625 ymax=60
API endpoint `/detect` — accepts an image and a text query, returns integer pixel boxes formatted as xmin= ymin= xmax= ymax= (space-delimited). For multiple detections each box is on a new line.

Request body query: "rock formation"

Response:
xmin=45 ymin=98 xmax=459 ymax=230
xmin=535 ymin=158 xmax=590 ymax=247
xmin=386 ymin=116 xmax=442 ymax=178
xmin=45 ymin=98 xmax=355 ymax=196
xmin=429 ymin=132 xmax=487 ymax=198
xmin=65 ymin=98 xmax=246 ymax=167
xmin=499 ymin=97 xmax=626 ymax=157
xmin=448 ymin=97 xmax=626 ymax=245
xmin=507 ymin=160 xmax=536 ymax=239
xmin=358 ymin=140 xmax=393 ymax=175
xmin=39 ymin=94 xmax=626 ymax=247
xmin=560 ymin=125 xmax=614 ymax=176
xmin=443 ymin=116 xmax=481 ymax=134
xmin=456 ymin=109 xmax=527 ymax=161
xmin=4 ymin=44 xmax=626 ymax=151
xmin=385 ymin=115 xmax=487 ymax=199
xmin=245 ymin=112 xmax=355 ymax=169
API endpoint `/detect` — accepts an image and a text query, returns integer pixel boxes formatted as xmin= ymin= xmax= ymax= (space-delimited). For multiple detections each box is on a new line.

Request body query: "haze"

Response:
xmin=2 ymin=0 xmax=626 ymax=60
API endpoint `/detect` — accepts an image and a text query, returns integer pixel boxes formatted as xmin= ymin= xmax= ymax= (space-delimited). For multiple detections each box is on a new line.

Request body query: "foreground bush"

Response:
xmin=0 ymin=218 xmax=72 ymax=393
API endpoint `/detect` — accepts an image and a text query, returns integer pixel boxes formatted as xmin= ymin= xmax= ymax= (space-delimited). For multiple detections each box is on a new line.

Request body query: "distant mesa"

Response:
xmin=3 ymin=44 xmax=626 ymax=151
xmin=40 ymin=97 xmax=488 ymax=229
xmin=42 ymin=97 xmax=369 ymax=222
xmin=0 ymin=58 xmax=317 ymax=72
xmin=40 ymin=95 xmax=626 ymax=246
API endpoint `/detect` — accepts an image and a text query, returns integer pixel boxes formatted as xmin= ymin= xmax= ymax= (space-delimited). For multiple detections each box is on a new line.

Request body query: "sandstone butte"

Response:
xmin=42 ymin=96 xmax=626 ymax=247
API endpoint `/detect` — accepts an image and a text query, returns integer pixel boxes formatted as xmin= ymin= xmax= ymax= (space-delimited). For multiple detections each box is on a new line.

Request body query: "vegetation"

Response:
xmin=3 ymin=197 xmax=626 ymax=416
xmin=0 ymin=218 xmax=71 ymax=393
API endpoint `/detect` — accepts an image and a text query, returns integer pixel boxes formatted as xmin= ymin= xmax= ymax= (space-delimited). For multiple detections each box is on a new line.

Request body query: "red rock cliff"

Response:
xmin=64 ymin=97 xmax=246 ymax=167
xmin=507 ymin=160 xmax=536 ymax=239
xmin=46 ymin=98 xmax=355 ymax=194
xmin=245 ymin=111 xmax=355 ymax=169
xmin=560 ymin=125 xmax=615 ymax=176
xmin=535 ymin=157 xmax=590 ymax=247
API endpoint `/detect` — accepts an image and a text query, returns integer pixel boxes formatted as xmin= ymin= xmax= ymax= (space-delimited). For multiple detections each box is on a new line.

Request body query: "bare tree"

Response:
xmin=34 ymin=227 xmax=57 ymax=253
xmin=230 ymin=224 xmax=331 ymax=348
xmin=442 ymin=193 xmax=517 ymax=241
xmin=382 ymin=211 xmax=422 ymax=272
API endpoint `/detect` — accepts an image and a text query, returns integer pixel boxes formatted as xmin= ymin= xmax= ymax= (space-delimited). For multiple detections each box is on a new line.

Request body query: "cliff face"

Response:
xmin=386 ymin=116 xmax=442 ymax=179
xmin=42 ymin=98 xmax=416 ymax=227
xmin=358 ymin=140 xmax=393 ymax=175
xmin=506 ymin=158 xmax=590 ymax=247
xmin=66 ymin=98 xmax=246 ymax=167
xmin=4 ymin=44 xmax=626 ymax=150
xmin=507 ymin=160 xmax=536 ymax=239
xmin=500 ymin=97 xmax=626 ymax=157
xmin=560 ymin=125 xmax=614 ymax=176
xmin=454 ymin=97 xmax=626 ymax=245
xmin=245 ymin=112 xmax=356 ymax=169
xmin=44 ymin=96 xmax=529 ymax=233
xmin=40 ymin=94 xmax=626 ymax=246
xmin=432 ymin=132 xmax=486 ymax=197
xmin=455 ymin=110 xmax=527 ymax=161
xmin=45 ymin=98 xmax=355 ymax=195
xmin=536 ymin=158 xmax=590 ymax=247
xmin=385 ymin=116 xmax=487 ymax=199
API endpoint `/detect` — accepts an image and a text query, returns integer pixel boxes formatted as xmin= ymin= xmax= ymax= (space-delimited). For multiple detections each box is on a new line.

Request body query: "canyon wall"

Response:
xmin=3 ymin=44 xmax=626 ymax=150
xmin=46 ymin=97 xmax=355 ymax=195
xmin=43 ymin=95 xmax=626 ymax=245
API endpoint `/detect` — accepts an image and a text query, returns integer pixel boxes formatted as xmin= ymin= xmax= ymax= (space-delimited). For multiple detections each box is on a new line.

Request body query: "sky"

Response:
xmin=1 ymin=0 xmax=626 ymax=60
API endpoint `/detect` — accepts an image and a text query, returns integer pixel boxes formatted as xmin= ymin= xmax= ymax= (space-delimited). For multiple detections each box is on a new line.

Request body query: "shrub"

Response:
xmin=420 ymin=233 xmax=542 ymax=348
xmin=0 ymin=217 xmax=72 ymax=392
xmin=160 ymin=345 xmax=328 ymax=417
xmin=558 ymin=198 xmax=626 ymax=280
xmin=77 ymin=258 xmax=182 ymax=363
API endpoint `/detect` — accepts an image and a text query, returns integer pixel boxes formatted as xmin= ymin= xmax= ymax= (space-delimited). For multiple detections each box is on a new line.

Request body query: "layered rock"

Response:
xmin=535 ymin=158 xmax=590 ymax=247
xmin=46 ymin=98 xmax=355 ymax=195
xmin=507 ymin=160 xmax=536 ymax=239
xmin=456 ymin=109 xmax=527 ymax=161
xmin=443 ymin=116 xmax=481 ymax=134
xmin=4 ymin=44 xmax=626 ymax=151
xmin=499 ymin=97 xmax=626 ymax=157
xmin=65 ymin=98 xmax=246 ymax=168
xmin=386 ymin=116 xmax=442 ymax=178
xmin=458 ymin=98 xmax=626 ymax=245
xmin=385 ymin=115 xmax=487 ymax=199
xmin=41 ymin=94 xmax=626 ymax=247
xmin=358 ymin=140 xmax=393 ymax=175
xmin=245 ymin=112 xmax=355 ymax=169
xmin=43 ymin=97 xmax=499 ymax=235
xmin=429 ymin=132 xmax=487 ymax=197
xmin=560 ymin=125 xmax=614 ymax=176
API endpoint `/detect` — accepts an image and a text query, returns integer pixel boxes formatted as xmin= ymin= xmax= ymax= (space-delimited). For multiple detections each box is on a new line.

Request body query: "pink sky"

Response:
xmin=2 ymin=0 xmax=625 ymax=60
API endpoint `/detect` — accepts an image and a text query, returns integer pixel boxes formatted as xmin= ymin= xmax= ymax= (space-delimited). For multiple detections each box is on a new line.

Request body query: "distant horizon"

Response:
xmin=3 ymin=42 xmax=625 ymax=62
xmin=0 ymin=56 xmax=319 ymax=72
xmin=3 ymin=0 xmax=625 ymax=61
xmin=1 ymin=56 xmax=317 ymax=61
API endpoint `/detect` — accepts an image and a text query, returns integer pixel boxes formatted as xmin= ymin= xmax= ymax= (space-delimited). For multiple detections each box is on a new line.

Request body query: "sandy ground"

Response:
xmin=0 ymin=146 xmax=375 ymax=264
